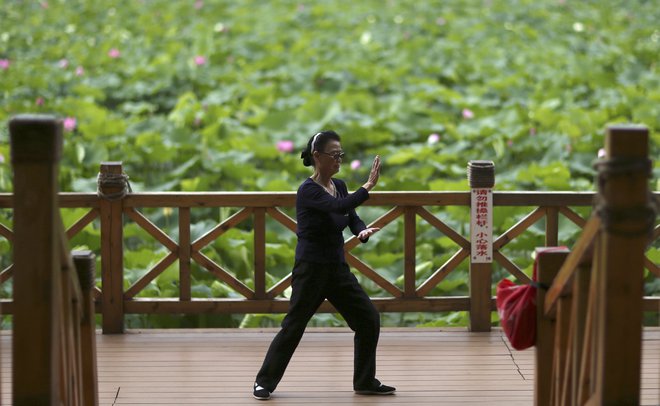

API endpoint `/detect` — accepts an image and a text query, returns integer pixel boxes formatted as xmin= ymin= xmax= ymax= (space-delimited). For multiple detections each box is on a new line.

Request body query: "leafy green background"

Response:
xmin=0 ymin=0 xmax=658 ymax=328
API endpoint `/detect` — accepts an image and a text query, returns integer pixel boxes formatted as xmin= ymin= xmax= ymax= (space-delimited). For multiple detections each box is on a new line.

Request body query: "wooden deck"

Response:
xmin=2 ymin=327 xmax=659 ymax=405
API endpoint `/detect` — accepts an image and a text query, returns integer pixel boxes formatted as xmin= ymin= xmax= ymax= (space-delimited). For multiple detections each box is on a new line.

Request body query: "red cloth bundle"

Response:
xmin=496 ymin=277 xmax=537 ymax=350
xmin=496 ymin=247 xmax=567 ymax=350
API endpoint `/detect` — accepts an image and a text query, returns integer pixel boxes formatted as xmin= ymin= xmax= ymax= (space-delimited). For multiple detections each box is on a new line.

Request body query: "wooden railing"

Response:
xmin=0 ymin=140 xmax=658 ymax=336
xmin=8 ymin=116 xmax=98 ymax=405
xmin=534 ymin=126 xmax=657 ymax=405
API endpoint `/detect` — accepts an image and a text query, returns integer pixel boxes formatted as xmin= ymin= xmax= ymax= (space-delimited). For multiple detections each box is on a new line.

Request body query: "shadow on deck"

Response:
xmin=2 ymin=327 xmax=659 ymax=405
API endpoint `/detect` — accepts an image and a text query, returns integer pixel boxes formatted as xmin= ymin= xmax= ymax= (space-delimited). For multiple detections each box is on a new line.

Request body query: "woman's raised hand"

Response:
xmin=362 ymin=155 xmax=381 ymax=191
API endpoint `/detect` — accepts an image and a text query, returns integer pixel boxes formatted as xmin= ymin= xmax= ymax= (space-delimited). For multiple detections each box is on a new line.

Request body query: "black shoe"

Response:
xmin=253 ymin=383 xmax=271 ymax=400
xmin=355 ymin=381 xmax=396 ymax=396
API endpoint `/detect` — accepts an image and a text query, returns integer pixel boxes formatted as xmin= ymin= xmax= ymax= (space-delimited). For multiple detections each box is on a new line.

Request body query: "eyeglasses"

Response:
xmin=320 ymin=151 xmax=345 ymax=161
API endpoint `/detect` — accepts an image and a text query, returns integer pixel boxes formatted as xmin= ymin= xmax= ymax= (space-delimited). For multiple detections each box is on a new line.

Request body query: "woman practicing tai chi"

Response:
xmin=253 ymin=130 xmax=395 ymax=400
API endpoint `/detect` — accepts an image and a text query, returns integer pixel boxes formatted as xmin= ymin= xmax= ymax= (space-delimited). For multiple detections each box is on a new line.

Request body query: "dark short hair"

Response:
xmin=300 ymin=130 xmax=341 ymax=167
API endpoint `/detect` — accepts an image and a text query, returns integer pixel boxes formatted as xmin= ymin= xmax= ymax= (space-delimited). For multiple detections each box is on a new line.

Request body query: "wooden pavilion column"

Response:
xmin=9 ymin=115 xmax=63 ymax=404
xmin=592 ymin=126 xmax=650 ymax=404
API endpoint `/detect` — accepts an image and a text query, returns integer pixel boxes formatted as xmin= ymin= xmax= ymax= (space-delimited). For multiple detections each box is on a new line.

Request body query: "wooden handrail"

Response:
xmin=1 ymin=189 xmax=658 ymax=333
xmin=59 ymin=219 xmax=83 ymax=314
xmin=0 ymin=144 xmax=657 ymax=336
xmin=72 ymin=250 xmax=99 ymax=406
xmin=0 ymin=190 xmax=604 ymax=208
xmin=543 ymin=216 xmax=600 ymax=316
xmin=534 ymin=125 xmax=654 ymax=406
xmin=535 ymin=248 xmax=570 ymax=406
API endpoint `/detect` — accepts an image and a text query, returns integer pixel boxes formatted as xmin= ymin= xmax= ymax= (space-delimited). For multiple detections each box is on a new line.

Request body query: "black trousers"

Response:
xmin=255 ymin=260 xmax=381 ymax=392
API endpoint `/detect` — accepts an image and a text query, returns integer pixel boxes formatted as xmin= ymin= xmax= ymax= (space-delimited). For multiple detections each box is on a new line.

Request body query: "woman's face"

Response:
xmin=315 ymin=140 xmax=344 ymax=175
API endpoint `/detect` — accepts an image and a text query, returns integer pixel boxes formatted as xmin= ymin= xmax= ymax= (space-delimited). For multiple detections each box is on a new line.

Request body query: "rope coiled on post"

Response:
xmin=97 ymin=172 xmax=132 ymax=201
xmin=593 ymin=157 xmax=657 ymax=238
xmin=593 ymin=157 xmax=652 ymax=180
xmin=595 ymin=203 xmax=656 ymax=238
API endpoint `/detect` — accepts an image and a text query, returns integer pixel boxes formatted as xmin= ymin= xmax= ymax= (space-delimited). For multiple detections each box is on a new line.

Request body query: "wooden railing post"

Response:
xmin=9 ymin=115 xmax=63 ymax=404
xmin=404 ymin=206 xmax=417 ymax=298
xmin=468 ymin=161 xmax=495 ymax=331
xmin=253 ymin=207 xmax=266 ymax=299
xmin=73 ymin=250 xmax=99 ymax=406
xmin=98 ymin=162 xmax=126 ymax=334
xmin=545 ymin=207 xmax=559 ymax=246
xmin=593 ymin=126 xmax=650 ymax=404
xmin=534 ymin=247 xmax=569 ymax=406
xmin=59 ymin=223 xmax=81 ymax=406
xmin=178 ymin=207 xmax=192 ymax=301
xmin=571 ymin=257 xmax=592 ymax=404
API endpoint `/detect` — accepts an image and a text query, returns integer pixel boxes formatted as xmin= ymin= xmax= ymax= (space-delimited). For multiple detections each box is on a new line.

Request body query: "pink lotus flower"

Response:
xmin=63 ymin=117 xmax=77 ymax=132
xmin=462 ymin=108 xmax=474 ymax=119
xmin=276 ymin=140 xmax=294 ymax=153
xmin=75 ymin=66 xmax=84 ymax=76
xmin=58 ymin=59 xmax=69 ymax=68
xmin=194 ymin=0 xmax=203 ymax=9
xmin=40 ymin=1 xmax=48 ymax=8
xmin=597 ymin=148 xmax=606 ymax=158
xmin=108 ymin=48 xmax=121 ymax=58
xmin=350 ymin=160 xmax=361 ymax=170
xmin=194 ymin=55 xmax=206 ymax=66
xmin=36 ymin=97 xmax=45 ymax=106
xmin=0 ymin=59 xmax=10 ymax=70
xmin=427 ymin=133 xmax=440 ymax=144
xmin=529 ymin=127 xmax=537 ymax=136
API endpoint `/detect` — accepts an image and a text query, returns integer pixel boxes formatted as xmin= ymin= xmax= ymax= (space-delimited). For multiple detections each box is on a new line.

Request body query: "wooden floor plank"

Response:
xmin=1 ymin=327 xmax=658 ymax=405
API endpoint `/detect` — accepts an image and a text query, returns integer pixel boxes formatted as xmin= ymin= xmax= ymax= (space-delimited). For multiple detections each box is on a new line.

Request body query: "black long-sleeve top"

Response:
xmin=294 ymin=177 xmax=369 ymax=264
